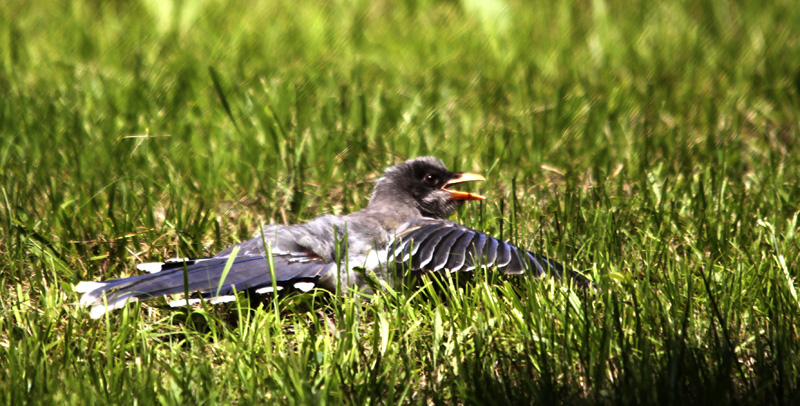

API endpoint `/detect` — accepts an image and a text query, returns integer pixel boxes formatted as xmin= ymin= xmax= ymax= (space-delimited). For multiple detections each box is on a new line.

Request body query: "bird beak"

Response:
xmin=444 ymin=172 xmax=486 ymax=201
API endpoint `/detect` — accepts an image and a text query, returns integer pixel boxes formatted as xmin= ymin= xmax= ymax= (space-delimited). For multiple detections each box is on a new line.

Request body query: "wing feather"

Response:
xmin=431 ymin=229 xmax=467 ymax=271
xmin=445 ymin=231 xmax=475 ymax=272
xmin=503 ymin=246 xmax=525 ymax=275
xmin=391 ymin=219 xmax=591 ymax=287
xmin=413 ymin=227 xmax=456 ymax=269
xmin=484 ymin=237 xmax=499 ymax=267
xmin=494 ymin=240 xmax=512 ymax=268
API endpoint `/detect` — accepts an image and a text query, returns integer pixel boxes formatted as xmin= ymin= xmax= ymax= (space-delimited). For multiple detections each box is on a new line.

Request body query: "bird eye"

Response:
xmin=423 ymin=174 xmax=438 ymax=185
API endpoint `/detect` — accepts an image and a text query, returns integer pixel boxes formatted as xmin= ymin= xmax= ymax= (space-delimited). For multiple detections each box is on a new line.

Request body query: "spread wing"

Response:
xmin=389 ymin=219 xmax=591 ymax=286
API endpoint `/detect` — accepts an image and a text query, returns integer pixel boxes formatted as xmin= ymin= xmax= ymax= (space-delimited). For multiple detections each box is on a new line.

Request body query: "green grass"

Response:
xmin=2 ymin=0 xmax=799 ymax=404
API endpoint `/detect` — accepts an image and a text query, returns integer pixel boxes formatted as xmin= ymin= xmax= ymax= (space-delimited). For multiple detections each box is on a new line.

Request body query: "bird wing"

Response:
xmin=76 ymin=237 xmax=334 ymax=319
xmin=389 ymin=218 xmax=591 ymax=286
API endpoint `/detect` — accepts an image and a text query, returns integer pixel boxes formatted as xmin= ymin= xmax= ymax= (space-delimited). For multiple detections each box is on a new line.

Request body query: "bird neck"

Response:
xmin=366 ymin=193 xmax=423 ymax=222
xmin=359 ymin=179 xmax=426 ymax=233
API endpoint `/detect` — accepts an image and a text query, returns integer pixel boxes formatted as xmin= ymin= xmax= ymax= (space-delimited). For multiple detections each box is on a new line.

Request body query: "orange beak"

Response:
xmin=444 ymin=172 xmax=486 ymax=201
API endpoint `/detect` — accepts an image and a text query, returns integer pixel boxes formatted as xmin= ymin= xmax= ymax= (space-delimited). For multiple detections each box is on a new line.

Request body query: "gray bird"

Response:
xmin=77 ymin=157 xmax=589 ymax=318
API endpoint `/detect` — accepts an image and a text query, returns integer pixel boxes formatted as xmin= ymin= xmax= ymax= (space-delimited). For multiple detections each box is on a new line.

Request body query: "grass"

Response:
xmin=1 ymin=0 xmax=799 ymax=404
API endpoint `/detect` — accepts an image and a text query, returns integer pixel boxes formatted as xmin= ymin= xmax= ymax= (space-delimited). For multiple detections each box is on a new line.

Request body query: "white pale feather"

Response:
xmin=90 ymin=296 xmax=138 ymax=319
xmin=209 ymin=295 xmax=237 ymax=304
xmin=168 ymin=298 xmax=202 ymax=307
xmin=136 ymin=262 xmax=166 ymax=273
xmin=293 ymin=282 xmax=316 ymax=292
xmin=75 ymin=281 xmax=106 ymax=293
xmin=255 ymin=286 xmax=283 ymax=294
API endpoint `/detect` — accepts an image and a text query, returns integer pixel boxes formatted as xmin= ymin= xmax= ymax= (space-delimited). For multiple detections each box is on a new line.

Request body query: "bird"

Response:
xmin=76 ymin=157 xmax=590 ymax=318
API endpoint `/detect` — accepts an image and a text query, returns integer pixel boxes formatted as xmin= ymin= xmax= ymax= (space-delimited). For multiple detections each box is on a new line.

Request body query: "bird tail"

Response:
xmin=76 ymin=254 xmax=332 ymax=319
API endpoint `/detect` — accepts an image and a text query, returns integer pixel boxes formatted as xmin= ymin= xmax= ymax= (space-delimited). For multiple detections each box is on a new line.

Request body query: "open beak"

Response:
xmin=444 ymin=172 xmax=486 ymax=201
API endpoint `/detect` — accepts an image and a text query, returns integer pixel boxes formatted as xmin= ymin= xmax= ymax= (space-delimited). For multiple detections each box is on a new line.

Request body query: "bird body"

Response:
xmin=77 ymin=157 xmax=588 ymax=318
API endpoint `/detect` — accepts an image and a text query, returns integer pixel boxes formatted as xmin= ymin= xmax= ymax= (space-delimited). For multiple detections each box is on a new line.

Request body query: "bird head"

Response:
xmin=371 ymin=157 xmax=485 ymax=219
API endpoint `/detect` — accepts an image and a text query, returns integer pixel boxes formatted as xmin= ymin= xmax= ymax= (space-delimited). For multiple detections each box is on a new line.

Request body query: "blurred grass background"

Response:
xmin=1 ymin=0 xmax=799 ymax=404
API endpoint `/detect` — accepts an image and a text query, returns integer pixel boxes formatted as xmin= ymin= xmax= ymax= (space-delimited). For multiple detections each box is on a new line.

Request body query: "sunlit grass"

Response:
xmin=1 ymin=0 xmax=799 ymax=404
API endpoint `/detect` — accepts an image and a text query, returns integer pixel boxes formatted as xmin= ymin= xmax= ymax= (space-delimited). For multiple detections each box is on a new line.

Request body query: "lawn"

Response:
xmin=1 ymin=0 xmax=799 ymax=404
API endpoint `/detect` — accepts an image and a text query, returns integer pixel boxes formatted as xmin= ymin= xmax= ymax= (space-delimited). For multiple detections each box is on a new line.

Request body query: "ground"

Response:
xmin=1 ymin=0 xmax=799 ymax=404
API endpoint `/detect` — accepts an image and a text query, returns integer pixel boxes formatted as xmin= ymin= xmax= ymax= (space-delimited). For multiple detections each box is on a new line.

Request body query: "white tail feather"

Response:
xmin=293 ymin=282 xmax=316 ymax=292
xmin=209 ymin=295 xmax=237 ymax=304
xmin=136 ymin=262 xmax=166 ymax=273
xmin=255 ymin=286 xmax=283 ymax=294
xmin=89 ymin=296 xmax=138 ymax=319
xmin=168 ymin=298 xmax=202 ymax=307
xmin=75 ymin=281 xmax=106 ymax=293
